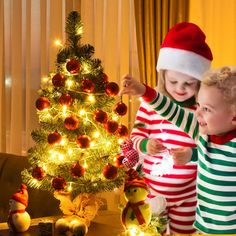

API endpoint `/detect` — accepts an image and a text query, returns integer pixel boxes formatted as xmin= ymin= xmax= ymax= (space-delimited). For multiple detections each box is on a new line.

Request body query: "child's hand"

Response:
xmin=147 ymin=139 xmax=166 ymax=155
xmin=170 ymin=147 xmax=192 ymax=165
xmin=119 ymin=74 xmax=146 ymax=96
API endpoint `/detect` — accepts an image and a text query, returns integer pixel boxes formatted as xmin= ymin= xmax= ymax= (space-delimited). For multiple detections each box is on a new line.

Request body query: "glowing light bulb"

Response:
xmin=90 ymin=141 xmax=95 ymax=147
xmin=112 ymin=114 xmax=119 ymax=121
xmin=118 ymin=138 xmax=124 ymax=144
xmin=106 ymin=141 xmax=111 ymax=147
xmin=68 ymin=149 xmax=73 ymax=155
xmin=93 ymin=131 xmax=100 ymax=138
xmin=79 ymin=109 xmax=86 ymax=116
xmin=41 ymin=77 xmax=49 ymax=83
xmin=66 ymin=79 xmax=73 ymax=89
xmin=88 ymin=95 xmax=95 ymax=103
xmin=67 ymin=182 xmax=73 ymax=192
xmin=55 ymin=39 xmax=63 ymax=47
xmin=62 ymin=105 xmax=67 ymax=117
xmin=77 ymin=26 xmax=83 ymax=35
xmin=83 ymin=162 xmax=88 ymax=169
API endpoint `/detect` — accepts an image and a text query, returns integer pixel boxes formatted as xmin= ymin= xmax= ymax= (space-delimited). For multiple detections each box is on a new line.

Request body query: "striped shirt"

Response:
xmin=131 ymin=100 xmax=197 ymax=200
xmin=142 ymin=85 xmax=236 ymax=234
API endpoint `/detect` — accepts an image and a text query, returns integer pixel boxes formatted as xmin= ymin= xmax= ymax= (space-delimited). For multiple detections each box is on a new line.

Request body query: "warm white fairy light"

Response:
xmin=83 ymin=161 xmax=88 ymax=169
xmin=68 ymin=148 xmax=73 ymax=155
xmin=88 ymin=95 xmax=95 ymax=103
xmin=82 ymin=63 xmax=90 ymax=73
xmin=90 ymin=141 xmax=95 ymax=147
xmin=77 ymin=26 xmax=83 ymax=35
xmin=112 ymin=114 xmax=119 ymax=121
xmin=62 ymin=105 xmax=67 ymax=117
xmin=106 ymin=141 xmax=111 ymax=147
xmin=41 ymin=77 xmax=49 ymax=84
xmin=118 ymin=138 xmax=124 ymax=144
xmin=60 ymin=138 xmax=67 ymax=146
xmin=67 ymin=182 xmax=73 ymax=192
xmin=66 ymin=79 xmax=74 ymax=89
xmin=55 ymin=39 xmax=63 ymax=47
xmin=93 ymin=131 xmax=100 ymax=138
xmin=79 ymin=109 xmax=86 ymax=116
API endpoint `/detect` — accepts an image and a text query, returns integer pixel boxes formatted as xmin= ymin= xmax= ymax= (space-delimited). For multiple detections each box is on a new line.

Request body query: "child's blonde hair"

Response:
xmin=202 ymin=66 xmax=236 ymax=111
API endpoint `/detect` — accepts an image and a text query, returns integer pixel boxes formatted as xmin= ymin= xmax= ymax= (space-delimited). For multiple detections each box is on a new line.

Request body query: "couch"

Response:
xmin=0 ymin=153 xmax=61 ymax=223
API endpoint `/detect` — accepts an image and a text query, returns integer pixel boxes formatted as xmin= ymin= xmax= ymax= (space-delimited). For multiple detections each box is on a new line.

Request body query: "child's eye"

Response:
xmin=170 ymin=81 xmax=177 ymax=84
xmin=203 ymin=107 xmax=210 ymax=112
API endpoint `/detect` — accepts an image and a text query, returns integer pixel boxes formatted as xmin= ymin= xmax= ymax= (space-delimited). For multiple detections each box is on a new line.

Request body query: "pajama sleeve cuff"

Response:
xmin=142 ymin=85 xmax=158 ymax=103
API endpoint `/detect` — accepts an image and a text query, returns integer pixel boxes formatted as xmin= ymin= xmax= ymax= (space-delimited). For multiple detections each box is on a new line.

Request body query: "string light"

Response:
xmin=93 ymin=131 xmax=100 ymax=138
xmin=55 ymin=39 xmax=63 ymax=47
xmin=88 ymin=95 xmax=95 ymax=103
xmin=66 ymin=79 xmax=74 ymax=89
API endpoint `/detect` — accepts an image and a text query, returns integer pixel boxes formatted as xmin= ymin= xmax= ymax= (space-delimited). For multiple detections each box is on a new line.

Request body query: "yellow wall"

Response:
xmin=189 ymin=0 xmax=236 ymax=68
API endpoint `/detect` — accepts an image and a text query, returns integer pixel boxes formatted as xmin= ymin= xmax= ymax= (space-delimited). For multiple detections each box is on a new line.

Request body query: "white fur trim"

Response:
xmin=156 ymin=48 xmax=211 ymax=80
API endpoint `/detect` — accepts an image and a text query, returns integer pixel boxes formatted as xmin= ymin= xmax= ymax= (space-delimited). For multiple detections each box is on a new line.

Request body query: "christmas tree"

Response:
xmin=21 ymin=11 xmax=128 ymax=198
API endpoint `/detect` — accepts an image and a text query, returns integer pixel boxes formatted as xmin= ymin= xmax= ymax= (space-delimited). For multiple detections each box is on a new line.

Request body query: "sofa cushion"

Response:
xmin=0 ymin=153 xmax=61 ymax=222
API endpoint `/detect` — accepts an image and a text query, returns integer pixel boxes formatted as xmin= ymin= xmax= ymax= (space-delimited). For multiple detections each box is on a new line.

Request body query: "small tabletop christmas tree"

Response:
xmin=22 ymin=11 xmax=128 ymax=206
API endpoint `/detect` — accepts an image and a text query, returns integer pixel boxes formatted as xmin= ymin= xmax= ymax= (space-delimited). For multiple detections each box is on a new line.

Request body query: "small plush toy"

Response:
xmin=7 ymin=184 xmax=31 ymax=232
xmin=121 ymin=169 xmax=151 ymax=229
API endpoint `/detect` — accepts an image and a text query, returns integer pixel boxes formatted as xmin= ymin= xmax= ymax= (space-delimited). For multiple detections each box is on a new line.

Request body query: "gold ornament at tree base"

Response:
xmin=54 ymin=192 xmax=104 ymax=236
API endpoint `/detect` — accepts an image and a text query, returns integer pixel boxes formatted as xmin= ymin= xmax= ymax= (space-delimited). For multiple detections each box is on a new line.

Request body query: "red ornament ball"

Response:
xmin=66 ymin=58 xmax=80 ymax=74
xmin=77 ymin=135 xmax=91 ymax=149
xmin=104 ymin=120 xmax=119 ymax=134
xmin=59 ymin=94 xmax=73 ymax=106
xmin=32 ymin=166 xmax=45 ymax=180
xmin=52 ymin=73 xmax=66 ymax=87
xmin=102 ymin=163 xmax=118 ymax=180
xmin=81 ymin=79 xmax=95 ymax=93
xmin=101 ymin=73 xmax=108 ymax=84
xmin=105 ymin=82 xmax=119 ymax=96
xmin=120 ymin=139 xmax=133 ymax=154
xmin=114 ymin=102 xmax=128 ymax=116
xmin=117 ymin=125 xmax=129 ymax=137
xmin=93 ymin=110 xmax=108 ymax=124
xmin=52 ymin=176 xmax=67 ymax=191
xmin=70 ymin=162 xmax=85 ymax=178
xmin=114 ymin=154 xmax=125 ymax=168
xmin=35 ymin=97 xmax=50 ymax=110
xmin=64 ymin=115 xmax=79 ymax=130
xmin=48 ymin=131 xmax=62 ymax=145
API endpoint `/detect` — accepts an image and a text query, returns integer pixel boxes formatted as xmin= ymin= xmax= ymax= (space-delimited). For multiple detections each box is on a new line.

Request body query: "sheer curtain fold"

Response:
xmin=0 ymin=0 xmax=138 ymax=156
xmin=134 ymin=0 xmax=189 ymax=87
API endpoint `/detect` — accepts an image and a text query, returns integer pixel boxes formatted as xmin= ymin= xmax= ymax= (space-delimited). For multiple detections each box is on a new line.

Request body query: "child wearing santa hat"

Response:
xmin=130 ymin=22 xmax=213 ymax=234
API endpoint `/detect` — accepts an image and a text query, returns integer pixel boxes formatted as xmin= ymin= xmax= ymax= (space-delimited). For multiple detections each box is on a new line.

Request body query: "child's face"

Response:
xmin=164 ymin=70 xmax=199 ymax=102
xmin=196 ymin=84 xmax=236 ymax=135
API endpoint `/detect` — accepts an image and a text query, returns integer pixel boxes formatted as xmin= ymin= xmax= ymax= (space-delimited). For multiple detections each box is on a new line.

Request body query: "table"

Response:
xmin=0 ymin=211 xmax=124 ymax=236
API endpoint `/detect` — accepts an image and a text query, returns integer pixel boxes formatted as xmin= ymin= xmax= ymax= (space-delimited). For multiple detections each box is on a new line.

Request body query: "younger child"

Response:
xmin=120 ymin=66 xmax=236 ymax=234
xmin=130 ymin=22 xmax=213 ymax=234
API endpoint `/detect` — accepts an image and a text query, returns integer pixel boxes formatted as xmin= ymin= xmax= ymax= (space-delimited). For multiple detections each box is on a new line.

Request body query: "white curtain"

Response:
xmin=0 ymin=0 xmax=140 ymax=155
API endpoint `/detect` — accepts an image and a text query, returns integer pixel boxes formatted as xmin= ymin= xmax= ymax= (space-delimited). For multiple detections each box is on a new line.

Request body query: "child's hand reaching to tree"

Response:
xmin=171 ymin=147 xmax=192 ymax=166
xmin=119 ymin=74 xmax=145 ymax=96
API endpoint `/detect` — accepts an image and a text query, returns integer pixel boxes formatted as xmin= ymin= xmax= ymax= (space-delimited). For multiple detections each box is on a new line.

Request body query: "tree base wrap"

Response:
xmin=54 ymin=192 xmax=104 ymax=235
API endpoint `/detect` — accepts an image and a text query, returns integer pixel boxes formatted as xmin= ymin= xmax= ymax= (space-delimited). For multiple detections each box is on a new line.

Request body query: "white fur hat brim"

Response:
xmin=156 ymin=48 xmax=211 ymax=80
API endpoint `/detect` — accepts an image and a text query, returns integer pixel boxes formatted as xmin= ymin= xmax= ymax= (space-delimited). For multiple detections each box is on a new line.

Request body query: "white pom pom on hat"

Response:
xmin=156 ymin=22 xmax=213 ymax=80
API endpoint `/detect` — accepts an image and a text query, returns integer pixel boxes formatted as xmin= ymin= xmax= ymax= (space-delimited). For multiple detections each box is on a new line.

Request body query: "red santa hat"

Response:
xmin=11 ymin=184 xmax=28 ymax=207
xmin=156 ymin=22 xmax=213 ymax=80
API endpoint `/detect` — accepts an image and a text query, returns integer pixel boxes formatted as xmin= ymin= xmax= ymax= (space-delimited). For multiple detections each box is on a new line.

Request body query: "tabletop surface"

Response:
xmin=0 ymin=211 xmax=124 ymax=236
